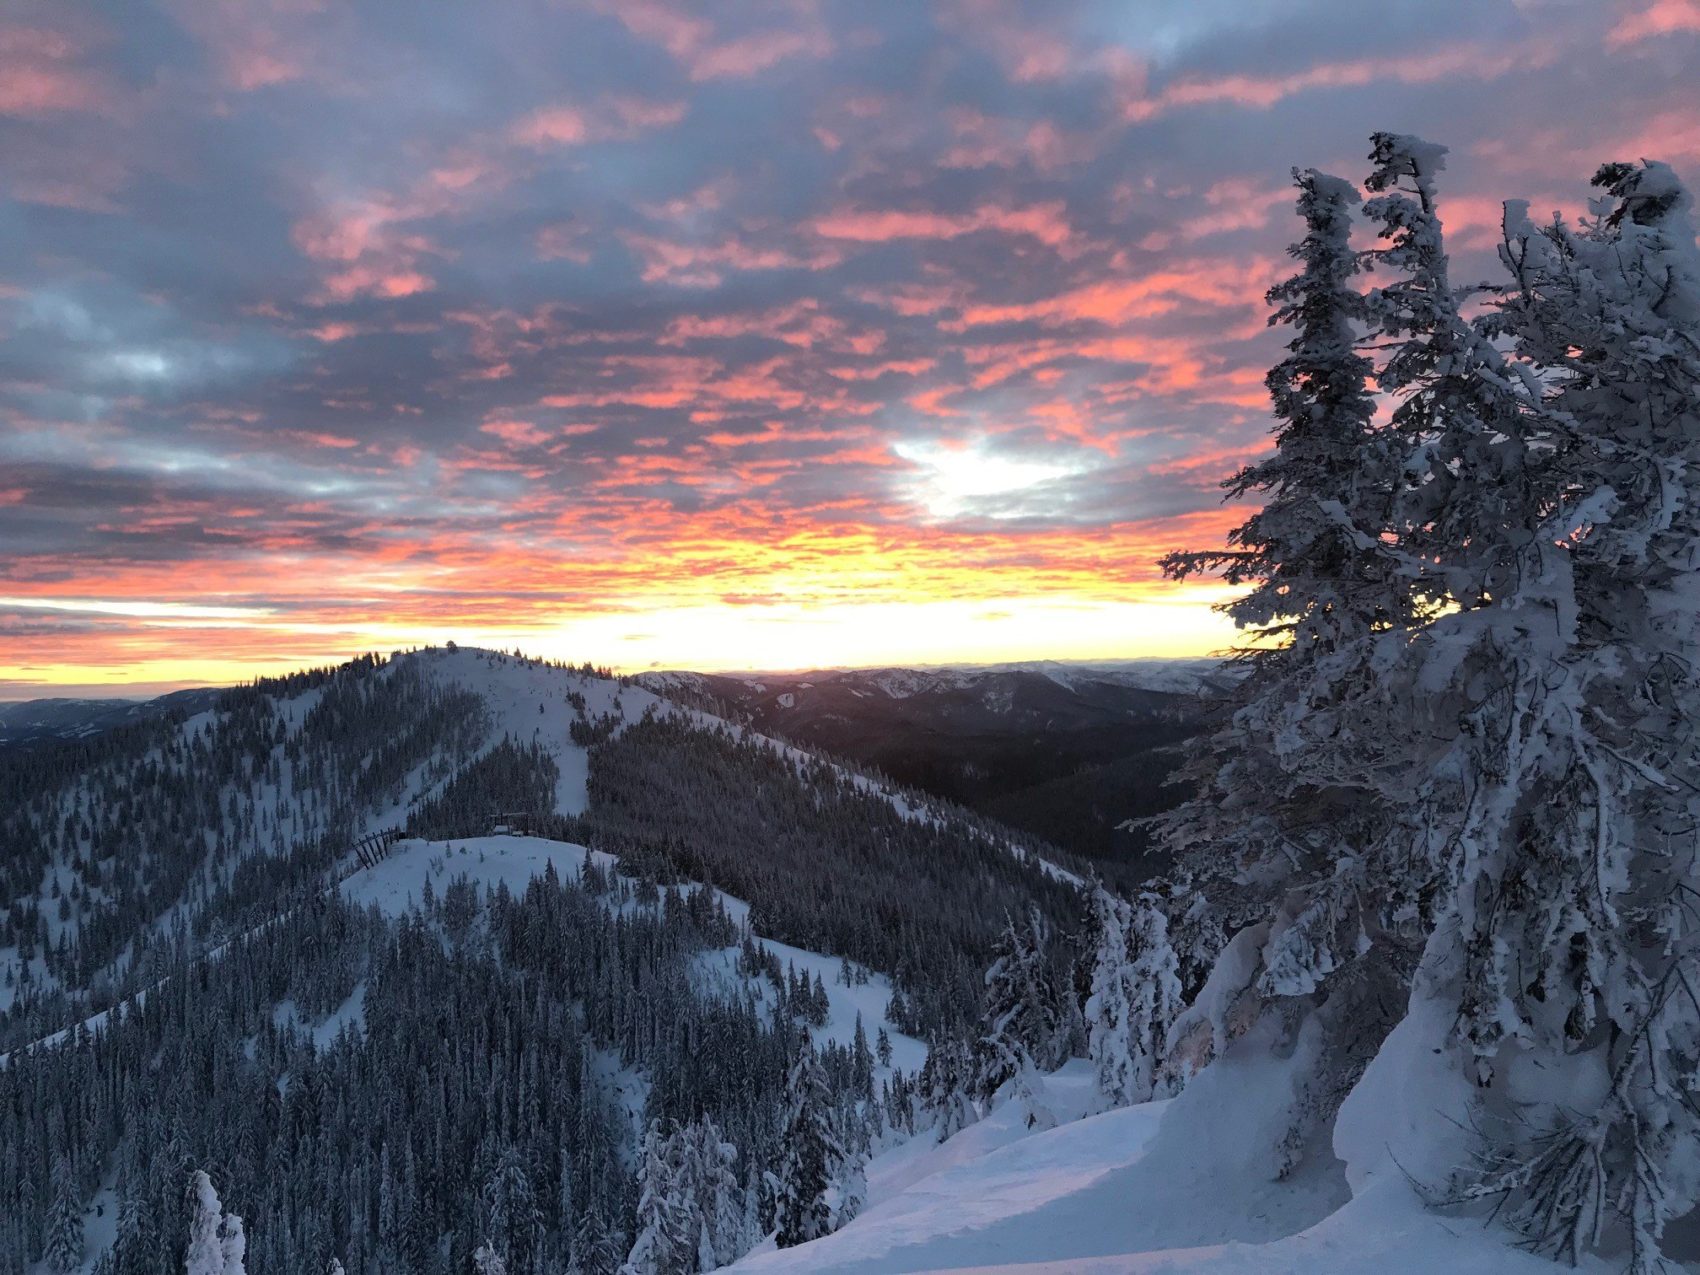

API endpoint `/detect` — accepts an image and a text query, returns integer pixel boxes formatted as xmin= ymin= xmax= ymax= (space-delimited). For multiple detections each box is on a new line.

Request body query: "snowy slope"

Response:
xmin=727 ymin=1053 xmax=1629 ymax=1275
xmin=407 ymin=647 xmax=1082 ymax=884
xmin=4 ymin=646 xmax=1066 ymax=1066
xmin=404 ymin=646 xmax=658 ymax=818
xmin=24 ymin=829 xmax=932 ymax=1275
xmin=339 ymin=832 xmax=929 ymax=1072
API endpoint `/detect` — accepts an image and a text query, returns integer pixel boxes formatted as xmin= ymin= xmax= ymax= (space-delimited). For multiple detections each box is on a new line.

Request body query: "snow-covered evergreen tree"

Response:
xmin=1157 ymin=164 xmax=1406 ymax=1016
xmin=479 ymin=1146 xmax=541 ymax=1275
xmin=1085 ymin=888 xmax=1183 ymax=1107
xmin=574 ymin=1206 xmax=623 ymax=1275
xmin=43 ymin=1155 xmax=82 ymax=1274
xmin=773 ymin=1043 xmax=845 ymax=1248
xmin=624 ymin=1116 xmax=749 ymax=1274
xmin=219 ymin=1215 xmax=246 ymax=1275
xmin=829 ymin=1120 xmax=868 ymax=1231
xmin=688 ymin=1117 xmax=748 ymax=1270
xmin=917 ymin=1036 xmax=976 ymax=1143
xmin=974 ymin=910 xmax=1061 ymax=1103
xmin=1409 ymin=158 xmax=1700 ymax=1272
xmin=1162 ymin=132 xmax=1700 ymax=1271
xmin=624 ymin=1122 xmax=684 ymax=1274
xmin=184 ymin=1170 xmax=245 ymax=1275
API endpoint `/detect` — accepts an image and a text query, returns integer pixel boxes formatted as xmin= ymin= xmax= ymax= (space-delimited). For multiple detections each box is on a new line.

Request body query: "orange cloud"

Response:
xmin=951 ymin=257 xmax=1274 ymax=329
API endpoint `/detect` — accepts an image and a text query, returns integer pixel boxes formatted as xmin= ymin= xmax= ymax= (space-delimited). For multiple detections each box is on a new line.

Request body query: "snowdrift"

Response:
xmin=728 ymin=1042 xmax=1627 ymax=1275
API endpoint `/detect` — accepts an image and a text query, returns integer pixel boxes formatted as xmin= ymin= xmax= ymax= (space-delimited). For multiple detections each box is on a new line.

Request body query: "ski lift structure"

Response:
xmin=352 ymin=827 xmax=404 ymax=870
xmin=491 ymin=810 xmax=540 ymax=837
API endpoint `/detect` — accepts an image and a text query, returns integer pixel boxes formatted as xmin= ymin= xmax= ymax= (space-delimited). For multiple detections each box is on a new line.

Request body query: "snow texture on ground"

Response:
xmin=728 ymin=1023 xmax=1634 ymax=1275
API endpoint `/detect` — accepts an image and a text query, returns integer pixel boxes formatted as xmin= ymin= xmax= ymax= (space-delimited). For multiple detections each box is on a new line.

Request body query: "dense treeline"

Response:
xmin=575 ymin=712 xmax=1087 ymax=1033
xmin=0 ymin=644 xmax=1131 ymax=1272
xmin=0 ymin=852 xmax=883 ymax=1274
xmin=407 ymin=740 xmax=561 ymax=842
xmin=0 ymin=656 xmax=486 ymax=1052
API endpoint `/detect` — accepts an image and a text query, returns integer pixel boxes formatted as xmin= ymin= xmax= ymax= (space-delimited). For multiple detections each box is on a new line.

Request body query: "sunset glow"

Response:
xmin=3 ymin=0 xmax=1693 ymax=696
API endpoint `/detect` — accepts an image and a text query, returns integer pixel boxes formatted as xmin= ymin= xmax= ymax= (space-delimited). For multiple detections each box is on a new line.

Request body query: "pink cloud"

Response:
xmin=1611 ymin=108 xmax=1700 ymax=163
xmin=509 ymin=96 xmax=685 ymax=148
xmin=661 ymin=299 xmax=873 ymax=350
xmin=909 ymin=386 xmax=964 ymax=417
xmin=946 ymin=0 xmax=1074 ymax=83
xmin=827 ymin=358 xmax=936 ymax=381
xmin=306 ymin=321 xmax=368 ymax=342
xmin=939 ymin=109 xmax=1095 ymax=174
xmin=1609 ymin=0 xmax=1700 ymax=45
xmin=595 ymin=0 xmax=830 ymax=81
xmin=535 ymin=223 xmax=592 ymax=262
xmin=814 ymin=203 xmax=1075 ymax=249
xmin=511 ymin=106 xmax=589 ymax=147
xmin=292 ymin=170 xmax=484 ymax=304
xmin=0 ymin=25 xmax=117 ymax=116
xmin=848 ymin=282 xmax=965 ymax=317
xmin=639 ymin=178 xmax=729 ymax=222
xmin=622 ymin=232 xmax=844 ymax=287
xmin=481 ymin=418 xmax=552 ymax=446
xmin=161 ymin=0 xmax=323 ymax=92
xmin=686 ymin=27 xmax=831 ymax=80
xmin=606 ymin=95 xmax=689 ymax=129
xmin=1122 ymin=41 xmax=1559 ymax=121
xmin=319 ymin=266 xmax=433 ymax=302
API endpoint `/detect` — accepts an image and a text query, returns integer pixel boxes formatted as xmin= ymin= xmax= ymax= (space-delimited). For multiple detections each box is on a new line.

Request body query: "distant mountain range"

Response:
xmin=636 ymin=659 xmax=1223 ymax=871
xmin=1 ymin=658 xmax=1220 ymax=873
xmin=0 ymin=687 xmax=224 ymax=747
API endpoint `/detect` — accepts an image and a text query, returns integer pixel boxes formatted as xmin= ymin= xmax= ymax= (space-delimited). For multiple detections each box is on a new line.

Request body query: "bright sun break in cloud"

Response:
xmin=2 ymin=0 xmax=1695 ymax=694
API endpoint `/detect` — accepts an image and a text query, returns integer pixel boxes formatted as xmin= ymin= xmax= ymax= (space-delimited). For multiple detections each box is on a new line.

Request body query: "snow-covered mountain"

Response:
xmin=0 ymin=646 xmax=1086 ymax=1038
xmin=2 ymin=645 xmax=1108 ymax=1274
xmin=7 ymin=646 xmax=1654 ymax=1275
xmin=639 ymin=656 xmax=1221 ymax=707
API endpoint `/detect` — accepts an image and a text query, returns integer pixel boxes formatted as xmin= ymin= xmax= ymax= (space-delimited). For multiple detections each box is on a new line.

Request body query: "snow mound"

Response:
xmin=729 ymin=1034 xmax=1622 ymax=1275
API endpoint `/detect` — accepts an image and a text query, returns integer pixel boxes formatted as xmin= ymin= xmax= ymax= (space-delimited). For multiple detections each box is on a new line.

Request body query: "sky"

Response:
xmin=3 ymin=0 xmax=1698 ymax=697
